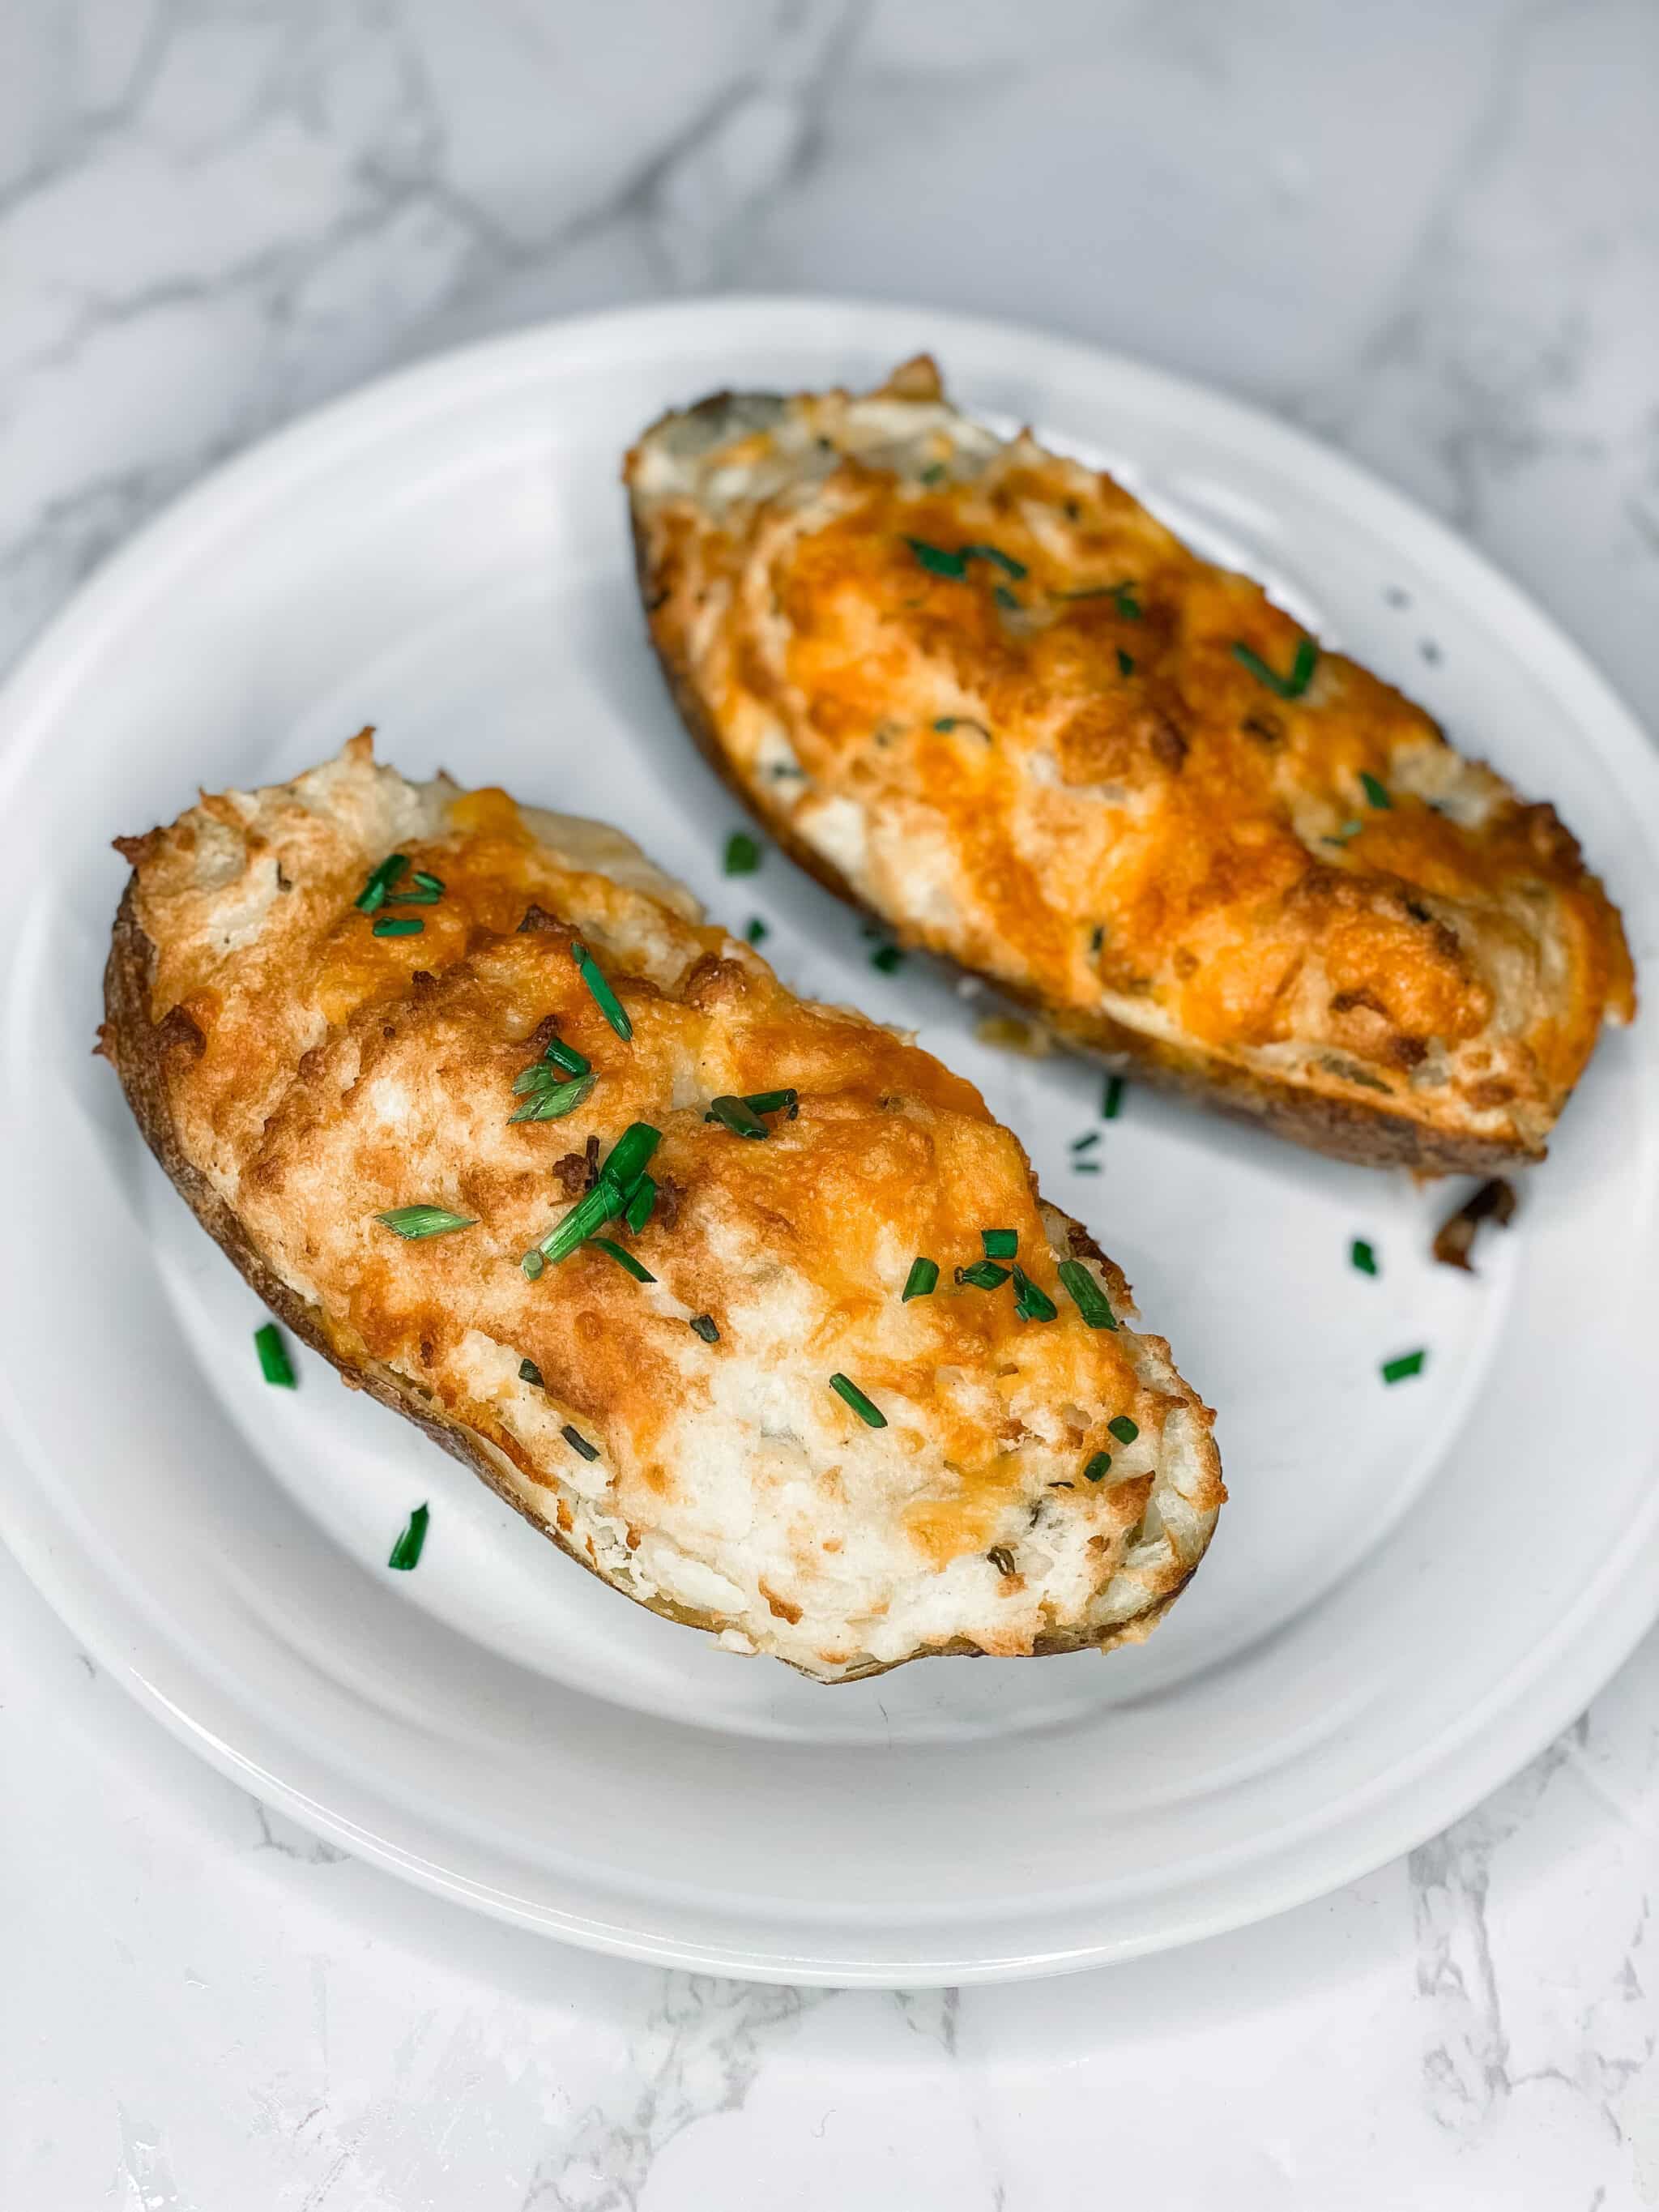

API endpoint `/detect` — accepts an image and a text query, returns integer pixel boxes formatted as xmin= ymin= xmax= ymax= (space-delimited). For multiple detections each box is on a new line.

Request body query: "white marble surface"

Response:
xmin=2 ymin=2 xmax=1657 ymax=2205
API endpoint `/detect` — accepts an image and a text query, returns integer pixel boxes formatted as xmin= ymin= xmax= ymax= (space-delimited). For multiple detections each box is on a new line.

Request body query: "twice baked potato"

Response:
xmin=101 ymin=734 xmax=1222 ymax=1682
xmin=626 ymin=357 xmax=1635 ymax=1172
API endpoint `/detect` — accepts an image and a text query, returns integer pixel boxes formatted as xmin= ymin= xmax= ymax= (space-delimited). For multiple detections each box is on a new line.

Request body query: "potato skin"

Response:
xmin=101 ymin=747 xmax=1222 ymax=1681
xmin=627 ymin=363 xmax=1634 ymax=1176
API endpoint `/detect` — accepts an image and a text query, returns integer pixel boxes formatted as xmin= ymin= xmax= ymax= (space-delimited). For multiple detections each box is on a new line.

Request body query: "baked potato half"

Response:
xmin=626 ymin=357 xmax=1635 ymax=1173
xmin=101 ymin=734 xmax=1222 ymax=1682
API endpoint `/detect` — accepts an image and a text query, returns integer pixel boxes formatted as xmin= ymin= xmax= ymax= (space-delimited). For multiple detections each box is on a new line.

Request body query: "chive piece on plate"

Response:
xmin=1232 ymin=636 xmax=1318 ymax=700
xmin=254 ymin=1322 xmax=296 ymax=1388
xmin=519 ymin=1358 xmax=544 ymax=1387
xmin=586 ymin=1235 xmax=655 ymax=1283
xmin=871 ymin=943 xmax=905 ymax=975
xmin=1360 ymin=771 xmax=1392 ymax=809
xmin=1107 ymin=1415 xmax=1140 ymax=1445
xmin=1351 ymin=1238 xmax=1379 ymax=1276
xmin=745 ymin=916 xmax=769 ymax=944
xmin=376 ymin=1205 xmax=476 ymax=1239
xmin=387 ymin=1503 xmax=429 ymax=1571
xmin=1073 ymin=1160 xmax=1101 ymax=1173
xmin=1056 ymin=1259 xmax=1118 ymax=1330
xmin=1072 ymin=1130 xmax=1100 ymax=1154
xmin=724 ymin=831 xmax=762 ymax=876
xmin=571 ymin=942 xmax=632 ymax=1041
xmin=561 ymin=1424 xmax=600 ymax=1463
xmin=354 ymin=853 xmax=408 ymax=914
xmin=689 ymin=1313 xmax=720 ymax=1344
xmin=956 ymin=1260 xmax=1011 ymax=1291
xmin=1382 ymin=1348 xmax=1427 ymax=1384
xmin=706 ymin=1094 xmax=770 ymax=1139
xmin=830 ymin=1373 xmax=887 ymax=1428
xmin=902 ymin=1257 xmax=939 ymax=1301
xmin=1083 ymin=1452 xmax=1112 ymax=1483
xmin=372 ymin=916 xmax=424 ymax=937
xmin=981 ymin=1228 xmax=1018 ymax=1260
xmin=1012 ymin=1265 xmax=1058 ymax=1322
xmin=905 ymin=537 xmax=968 ymax=579
xmin=510 ymin=1071 xmax=596 ymax=1123
xmin=1102 ymin=1074 xmax=1125 ymax=1120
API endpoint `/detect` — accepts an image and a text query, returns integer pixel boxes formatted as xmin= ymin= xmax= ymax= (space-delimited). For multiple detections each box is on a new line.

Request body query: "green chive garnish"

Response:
xmin=1117 ymin=649 xmax=1135 ymax=676
xmin=745 ymin=916 xmax=769 ymax=944
xmin=510 ymin=1072 xmax=596 ymax=1123
xmin=412 ymin=871 xmax=444 ymax=895
xmin=623 ymin=1175 xmax=656 ymax=1233
xmin=355 ymin=853 xmax=408 ymax=913
xmin=586 ymin=1236 xmax=655 ymax=1283
xmin=871 ymin=943 xmax=905 ymax=974
xmin=376 ymin=1205 xmax=476 ymax=1239
xmin=1073 ymin=1161 xmax=1101 ymax=1174
xmin=372 ymin=916 xmax=424 ymax=937
xmin=1060 ymin=582 xmax=1141 ymax=617
xmin=902 ymin=1257 xmax=939 ymax=1301
xmin=543 ymin=1037 xmax=591 ymax=1078
xmin=830 ymin=1373 xmax=886 ymax=1428
xmin=1360 ymin=771 xmax=1392 ymax=809
xmin=254 ymin=1322 xmax=296 ymax=1388
xmin=919 ymin=462 xmax=946 ymax=486
xmin=562 ymin=1424 xmax=599 ymax=1462
xmin=706 ymin=1095 xmax=770 ymax=1138
xmin=525 ymin=1122 xmax=660 ymax=1269
xmin=571 ymin=942 xmax=632 ymax=1040
xmin=388 ymin=1503 xmax=429 ymax=1570
xmin=1102 ymin=1075 xmax=1125 ymax=1120
xmin=993 ymin=583 xmax=1020 ymax=612
xmin=519 ymin=1358 xmax=544 ymax=1386
xmin=1071 ymin=1131 xmax=1100 ymax=1153
xmin=1232 ymin=636 xmax=1318 ymax=700
xmin=1324 ymin=820 xmax=1364 ymax=846
xmin=1083 ymin=1452 xmax=1112 ymax=1482
xmin=689 ymin=1313 xmax=720 ymax=1343
xmin=1381 ymin=1349 xmax=1426 ymax=1384
xmin=1351 ymin=1239 xmax=1378 ymax=1276
xmin=522 ymin=1249 xmax=544 ymax=1279
xmin=1056 ymin=1259 xmax=1117 ymax=1330
xmin=743 ymin=1088 xmax=799 ymax=1117
xmin=386 ymin=882 xmax=441 ymax=905
xmin=959 ymin=543 xmax=1028 ymax=580
xmin=981 ymin=1229 xmax=1018 ymax=1259
xmin=957 ymin=1260 xmax=1010 ymax=1290
xmin=1012 ymin=1266 xmax=1057 ymax=1322
xmin=1107 ymin=1415 xmax=1140 ymax=1445
xmin=906 ymin=537 xmax=968 ymax=579
xmin=724 ymin=831 xmax=762 ymax=876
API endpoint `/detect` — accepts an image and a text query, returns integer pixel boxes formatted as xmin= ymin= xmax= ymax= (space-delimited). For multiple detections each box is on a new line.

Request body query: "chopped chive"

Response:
xmin=561 ymin=1424 xmax=600 ymax=1463
xmin=386 ymin=882 xmax=441 ymax=905
xmin=623 ymin=1174 xmax=656 ymax=1233
xmin=1060 ymin=582 xmax=1141 ymax=618
xmin=743 ymin=1088 xmax=799 ymax=1117
xmin=829 ymin=1373 xmax=887 ymax=1428
xmin=1116 ymin=649 xmax=1135 ymax=677
xmin=354 ymin=853 xmax=408 ymax=913
xmin=1102 ymin=1075 xmax=1125 ymax=1120
xmin=1083 ymin=1452 xmax=1112 ymax=1482
xmin=527 ymin=1122 xmax=661 ymax=1266
xmin=959 ymin=543 xmax=1028 ymax=581
xmin=254 ymin=1322 xmax=296 ymax=1388
xmin=992 ymin=583 xmax=1021 ymax=612
xmin=1381 ymin=1348 xmax=1427 ymax=1384
xmin=1350 ymin=1238 xmax=1379 ymax=1276
xmin=412 ymin=871 xmax=445 ymax=895
xmin=956 ymin=1260 xmax=1010 ymax=1290
xmin=906 ymin=537 xmax=968 ymax=579
xmin=544 ymin=1036 xmax=591 ymax=1078
xmin=510 ymin=1071 xmax=596 ymax=1123
xmin=522 ymin=1249 xmax=545 ymax=1279
xmin=1071 ymin=1130 xmax=1100 ymax=1153
xmin=870 ymin=943 xmax=905 ymax=975
xmin=1324 ymin=819 xmax=1365 ymax=846
xmin=586 ymin=1235 xmax=655 ymax=1283
xmin=745 ymin=916 xmax=769 ymax=944
xmin=1056 ymin=1259 xmax=1118 ymax=1330
xmin=387 ymin=1503 xmax=429 ymax=1571
xmin=920 ymin=462 xmax=946 ymax=486
xmin=1073 ymin=1160 xmax=1101 ymax=1173
xmin=1012 ymin=1265 xmax=1057 ymax=1322
xmin=902 ymin=1256 xmax=939 ymax=1301
xmin=1232 ymin=636 xmax=1318 ymax=700
xmin=724 ymin=831 xmax=762 ymax=876
xmin=981 ymin=1229 xmax=1018 ymax=1259
xmin=689 ymin=1313 xmax=720 ymax=1343
xmin=1107 ymin=1415 xmax=1140 ymax=1445
xmin=571 ymin=942 xmax=632 ymax=1041
xmin=518 ymin=1358 xmax=544 ymax=1387
xmin=376 ymin=1205 xmax=476 ymax=1239
xmin=372 ymin=916 xmax=424 ymax=937
xmin=1360 ymin=771 xmax=1392 ymax=809
xmin=706 ymin=1094 xmax=770 ymax=1138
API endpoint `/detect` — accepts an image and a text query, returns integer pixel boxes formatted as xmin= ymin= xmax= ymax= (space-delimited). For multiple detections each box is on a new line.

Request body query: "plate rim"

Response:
xmin=2 ymin=291 xmax=1656 ymax=1986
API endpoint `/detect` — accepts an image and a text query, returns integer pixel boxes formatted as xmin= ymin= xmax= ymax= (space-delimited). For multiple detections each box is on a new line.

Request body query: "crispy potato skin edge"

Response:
xmin=629 ymin=510 xmax=1543 ymax=1177
xmin=104 ymin=877 xmax=1216 ymax=1680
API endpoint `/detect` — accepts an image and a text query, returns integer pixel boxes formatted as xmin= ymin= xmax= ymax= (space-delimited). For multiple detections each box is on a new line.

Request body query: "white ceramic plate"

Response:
xmin=2 ymin=299 xmax=1655 ymax=1986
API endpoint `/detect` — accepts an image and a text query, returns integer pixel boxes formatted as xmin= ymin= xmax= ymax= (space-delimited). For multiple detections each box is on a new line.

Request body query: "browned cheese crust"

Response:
xmin=625 ymin=358 xmax=1636 ymax=1173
